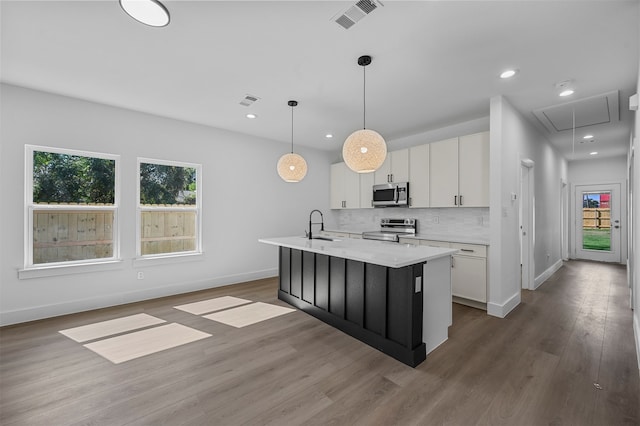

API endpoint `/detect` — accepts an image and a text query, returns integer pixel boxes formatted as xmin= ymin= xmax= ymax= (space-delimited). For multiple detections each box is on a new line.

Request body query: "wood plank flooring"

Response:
xmin=1 ymin=260 xmax=638 ymax=425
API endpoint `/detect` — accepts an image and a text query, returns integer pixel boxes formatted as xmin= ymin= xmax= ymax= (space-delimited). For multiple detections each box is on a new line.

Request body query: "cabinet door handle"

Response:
xmin=409 ymin=197 xmax=412 ymax=207
xmin=460 ymin=195 xmax=463 ymax=206
xmin=451 ymin=257 xmax=455 ymax=268
xmin=460 ymin=249 xmax=474 ymax=253
xmin=454 ymin=195 xmax=457 ymax=205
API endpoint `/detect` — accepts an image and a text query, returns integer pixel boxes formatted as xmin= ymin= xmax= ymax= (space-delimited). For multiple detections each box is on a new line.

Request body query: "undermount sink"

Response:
xmin=302 ymin=236 xmax=340 ymax=242
xmin=313 ymin=236 xmax=338 ymax=241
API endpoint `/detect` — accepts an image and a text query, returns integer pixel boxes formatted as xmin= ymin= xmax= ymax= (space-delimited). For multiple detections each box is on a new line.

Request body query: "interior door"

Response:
xmin=574 ymin=183 xmax=621 ymax=263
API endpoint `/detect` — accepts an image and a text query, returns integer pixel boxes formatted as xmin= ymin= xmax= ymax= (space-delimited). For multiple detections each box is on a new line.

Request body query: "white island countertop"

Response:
xmin=259 ymin=236 xmax=458 ymax=269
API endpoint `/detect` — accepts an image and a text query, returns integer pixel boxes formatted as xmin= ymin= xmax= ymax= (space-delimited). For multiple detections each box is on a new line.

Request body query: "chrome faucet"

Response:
xmin=308 ymin=209 xmax=324 ymax=240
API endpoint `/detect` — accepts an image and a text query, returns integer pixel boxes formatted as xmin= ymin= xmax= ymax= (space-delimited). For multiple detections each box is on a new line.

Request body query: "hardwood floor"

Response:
xmin=1 ymin=260 xmax=638 ymax=425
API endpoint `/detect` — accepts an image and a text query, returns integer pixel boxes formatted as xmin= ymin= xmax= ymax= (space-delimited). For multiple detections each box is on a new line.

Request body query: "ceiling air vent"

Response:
xmin=332 ymin=0 xmax=383 ymax=30
xmin=239 ymin=94 xmax=259 ymax=107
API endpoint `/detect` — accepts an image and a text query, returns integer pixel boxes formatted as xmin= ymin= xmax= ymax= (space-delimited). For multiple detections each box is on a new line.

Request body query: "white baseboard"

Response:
xmin=534 ymin=259 xmax=563 ymax=289
xmin=0 ymin=268 xmax=278 ymax=326
xmin=634 ymin=312 xmax=640 ymax=375
xmin=487 ymin=291 xmax=521 ymax=318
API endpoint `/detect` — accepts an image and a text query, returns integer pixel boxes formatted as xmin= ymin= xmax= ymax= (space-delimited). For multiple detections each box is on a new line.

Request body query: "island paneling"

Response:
xmin=278 ymin=247 xmax=425 ymax=366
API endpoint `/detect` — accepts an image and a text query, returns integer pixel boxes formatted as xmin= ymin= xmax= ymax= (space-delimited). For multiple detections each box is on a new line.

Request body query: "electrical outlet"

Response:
xmin=433 ymin=216 xmax=439 ymax=224
xmin=137 ymin=272 xmax=144 ymax=280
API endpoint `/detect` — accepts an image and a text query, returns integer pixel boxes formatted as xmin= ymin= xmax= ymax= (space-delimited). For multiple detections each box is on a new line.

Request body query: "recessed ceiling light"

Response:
xmin=500 ymin=69 xmax=518 ymax=79
xmin=590 ymin=151 xmax=598 ymax=155
xmin=325 ymin=134 xmax=333 ymax=139
xmin=246 ymin=113 xmax=257 ymax=119
xmin=583 ymin=134 xmax=594 ymax=139
xmin=119 ymin=0 xmax=170 ymax=27
xmin=559 ymin=89 xmax=575 ymax=97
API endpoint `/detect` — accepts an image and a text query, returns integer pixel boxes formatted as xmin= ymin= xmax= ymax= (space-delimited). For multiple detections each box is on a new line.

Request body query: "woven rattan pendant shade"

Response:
xmin=343 ymin=129 xmax=386 ymax=173
xmin=277 ymin=152 xmax=307 ymax=182
xmin=277 ymin=100 xmax=307 ymax=182
xmin=342 ymin=55 xmax=387 ymax=173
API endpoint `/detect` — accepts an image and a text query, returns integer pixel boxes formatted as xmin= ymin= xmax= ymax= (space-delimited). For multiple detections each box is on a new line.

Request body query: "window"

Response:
xmin=26 ymin=146 xmax=120 ymax=267
xmin=137 ymin=158 xmax=201 ymax=257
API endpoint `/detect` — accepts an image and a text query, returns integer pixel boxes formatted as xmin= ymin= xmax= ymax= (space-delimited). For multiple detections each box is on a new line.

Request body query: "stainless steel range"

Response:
xmin=362 ymin=218 xmax=417 ymax=242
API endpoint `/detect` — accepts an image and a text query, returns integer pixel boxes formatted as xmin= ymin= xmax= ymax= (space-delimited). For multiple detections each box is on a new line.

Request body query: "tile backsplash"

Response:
xmin=327 ymin=207 xmax=490 ymax=240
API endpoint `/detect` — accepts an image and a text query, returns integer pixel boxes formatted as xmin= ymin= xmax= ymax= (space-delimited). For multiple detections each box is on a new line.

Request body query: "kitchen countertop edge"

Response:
xmin=259 ymin=236 xmax=458 ymax=269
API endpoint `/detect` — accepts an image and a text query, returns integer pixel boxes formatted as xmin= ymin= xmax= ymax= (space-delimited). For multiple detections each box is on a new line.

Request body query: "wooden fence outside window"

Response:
xmin=582 ymin=208 xmax=611 ymax=229
xmin=33 ymin=205 xmax=196 ymax=263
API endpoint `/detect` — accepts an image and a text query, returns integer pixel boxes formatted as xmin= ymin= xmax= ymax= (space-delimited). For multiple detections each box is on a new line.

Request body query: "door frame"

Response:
xmin=573 ymin=182 xmax=622 ymax=263
xmin=520 ymin=159 xmax=535 ymax=290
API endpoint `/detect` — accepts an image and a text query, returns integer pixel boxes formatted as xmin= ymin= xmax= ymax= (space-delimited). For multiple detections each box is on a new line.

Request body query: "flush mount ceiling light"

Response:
xmin=119 ymin=0 xmax=170 ymax=27
xmin=343 ymin=55 xmax=387 ymax=173
xmin=246 ymin=113 xmax=257 ymax=119
xmin=277 ymin=101 xmax=308 ymax=183
xmin=500 ymin=69 xmax=518 ymax=79
xmin=325 ymin=134 xmax=333 ymax=139
xmin=583 ymin=134 xmax=594 ymax=139
xmin=555 ymin=79 xmax=575 ymax=97
xmin=590 ymin=151 xmax=598 ymax=155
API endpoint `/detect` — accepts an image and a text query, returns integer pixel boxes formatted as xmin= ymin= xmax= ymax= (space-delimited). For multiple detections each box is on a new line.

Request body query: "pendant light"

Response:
xmin=343 ymin=55 xmax=387 ymax=173
xmin=277 ymin=100 xmax=308 ymax=182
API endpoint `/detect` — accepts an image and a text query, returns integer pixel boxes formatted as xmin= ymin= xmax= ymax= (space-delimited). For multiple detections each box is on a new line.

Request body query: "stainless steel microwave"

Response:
xmin=372 ymin=182 xmax=409 ymax=207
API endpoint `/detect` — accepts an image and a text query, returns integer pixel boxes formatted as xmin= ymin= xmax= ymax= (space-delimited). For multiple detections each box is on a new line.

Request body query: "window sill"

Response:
xmin=133 ymin=252 xmax=204 ymax=267
xmin=19 ymin=259 xmax=125 ymax=280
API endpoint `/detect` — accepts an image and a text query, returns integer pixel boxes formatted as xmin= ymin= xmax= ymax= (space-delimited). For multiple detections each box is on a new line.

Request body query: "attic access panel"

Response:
xmin=533 ymin=91 xmax=619 ymax=133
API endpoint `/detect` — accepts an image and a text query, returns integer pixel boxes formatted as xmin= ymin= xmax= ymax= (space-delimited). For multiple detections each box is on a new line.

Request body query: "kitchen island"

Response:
xmin=259 ymin=236 xmax=457 ymax=367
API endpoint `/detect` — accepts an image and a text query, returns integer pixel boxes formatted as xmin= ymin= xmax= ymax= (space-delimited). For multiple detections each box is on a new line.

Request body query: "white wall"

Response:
xmin=631 ymin=32 xmax=640 ymax=370
xmin=489 ymin=95 xmax=568 ymax=318
xmin=0 ymin=84 xmax=332 ymax=325
xmin=568 ymin=156 xmax=628 ymax=262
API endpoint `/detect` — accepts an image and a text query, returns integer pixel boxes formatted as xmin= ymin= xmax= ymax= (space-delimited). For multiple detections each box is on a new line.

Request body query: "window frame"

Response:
xmin=136 ymin=157 xmax=202 ymax=260
xmin=24 ymin=145 xmax=121 ymax=270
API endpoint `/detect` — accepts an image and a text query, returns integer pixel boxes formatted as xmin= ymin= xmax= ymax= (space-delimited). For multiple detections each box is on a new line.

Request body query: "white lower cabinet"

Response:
xmin=450 ymin=243 xmax=487 ymax=304
xmin=451 ymin=253 xmax=486 ymax=303
xmin=399 ymin=237 xmax=488 ymax=308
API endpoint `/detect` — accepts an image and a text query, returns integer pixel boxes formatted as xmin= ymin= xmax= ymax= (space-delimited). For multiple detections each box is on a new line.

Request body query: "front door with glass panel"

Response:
xmin=574 ymin=184 xmax=621 ymax=263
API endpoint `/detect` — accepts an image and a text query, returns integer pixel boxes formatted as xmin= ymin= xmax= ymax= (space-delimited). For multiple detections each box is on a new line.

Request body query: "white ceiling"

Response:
xmin=2 ymin=1 xmax=638 ymax=161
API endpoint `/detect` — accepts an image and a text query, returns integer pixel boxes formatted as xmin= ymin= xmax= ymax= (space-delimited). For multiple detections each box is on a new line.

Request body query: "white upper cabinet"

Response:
xmin=359 ymin=172 xmax=375 ymax=209
xmin=429 ymin=132 xmax=489 ymax=208
xmin=331 ymin=131 xmax=488 ymax=210
xmin=429 ymin=137 xmax=459 ymax=207
xmin=374 ymin=149 xmax=409 ymax=184
xmin=408 ymin=144 xmax=429 ymax=208
xmin=330 ymin=163 xmax=344 ymax=209
xmin=330 ymin=162 xmax=360 ymax=209
xmin=373 ymin=155 xmax=391 ymax=185
xmin=458 ymin=132 xmax=490 ymax=207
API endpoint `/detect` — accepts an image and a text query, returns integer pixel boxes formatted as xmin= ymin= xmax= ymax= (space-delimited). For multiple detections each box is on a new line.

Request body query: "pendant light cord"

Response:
xmin=291 ymin=104 xmax=294 ymax=154
xmin=363 ymin=64 xmax=367 ymax=130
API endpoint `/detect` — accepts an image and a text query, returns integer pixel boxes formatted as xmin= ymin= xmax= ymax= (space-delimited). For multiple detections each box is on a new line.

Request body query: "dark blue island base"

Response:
xmin=278 ymin=247 xmax=427 ymax=367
